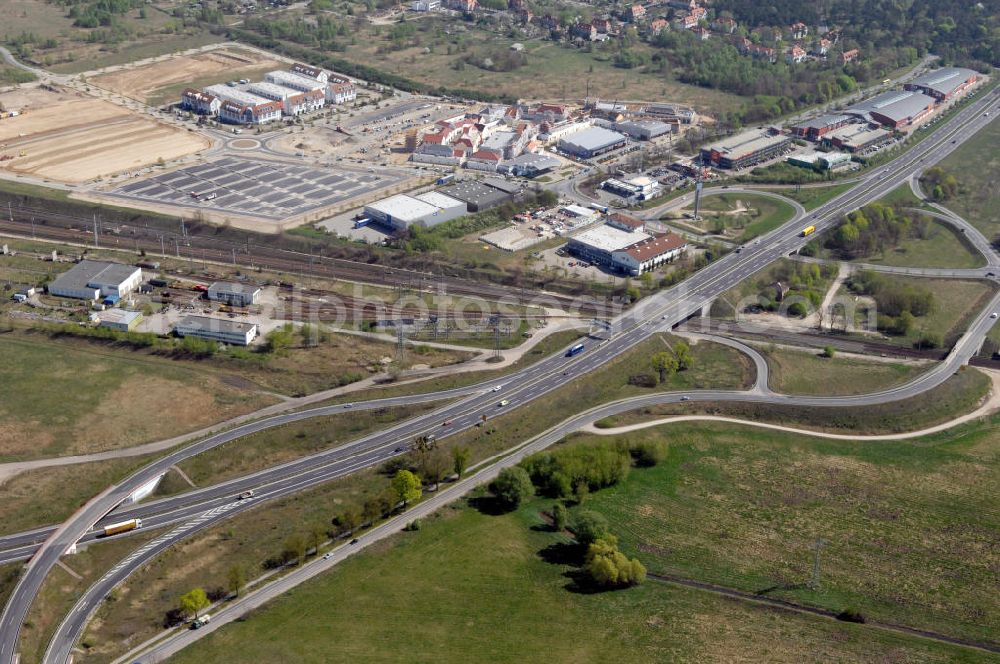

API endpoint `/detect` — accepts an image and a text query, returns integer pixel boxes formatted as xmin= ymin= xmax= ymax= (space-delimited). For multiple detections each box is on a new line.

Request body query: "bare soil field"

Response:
xmin=0 ymin=87 xmax=210 ymax=182
xmin=90 ymin=48 xmax=281 ymax=105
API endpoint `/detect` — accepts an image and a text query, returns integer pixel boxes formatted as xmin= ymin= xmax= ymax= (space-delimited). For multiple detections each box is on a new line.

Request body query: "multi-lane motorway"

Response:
xmin=3 ymin=84 xmax=1000 ymax=663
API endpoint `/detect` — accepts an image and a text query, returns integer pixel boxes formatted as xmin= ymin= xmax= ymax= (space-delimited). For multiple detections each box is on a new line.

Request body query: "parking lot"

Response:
xmin=110 ymin=156 xmax=407 ymax=221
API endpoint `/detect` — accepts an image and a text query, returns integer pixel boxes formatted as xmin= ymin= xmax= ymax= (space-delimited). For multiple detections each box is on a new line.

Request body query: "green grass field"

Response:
xmin=684 ymin=193 xmax=797 ymax=242
xmin=0 ymin=334 xmax=276 ymax=461
xmin=764 ymin=347 xmax=926 ymax=396
xmin=850 ymin=219 xmax=985 ymax=268
xmin=760 ymin=182 xmax=855 ymax=211
xmin=934 ymin=116 xmax=1000 ymax=239
xmin=875 ymin=182 xmax=928 ymax=209
xmin=862 ymin=276 xmax=995 ymax=347
xmin=167 ymin=418 xmax=1000 ymax=662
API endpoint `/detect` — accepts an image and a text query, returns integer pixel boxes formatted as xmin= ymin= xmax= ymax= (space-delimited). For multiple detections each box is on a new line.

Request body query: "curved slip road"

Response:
xmin=9 ymin=82 xmax=1000 ymax=664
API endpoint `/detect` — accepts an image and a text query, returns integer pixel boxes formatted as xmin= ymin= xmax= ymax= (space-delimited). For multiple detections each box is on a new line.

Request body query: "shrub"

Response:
xmin=489 ymin=467 xmax=535 ymax=510
xmin=572 ymin=510 xmax=609 ymax=545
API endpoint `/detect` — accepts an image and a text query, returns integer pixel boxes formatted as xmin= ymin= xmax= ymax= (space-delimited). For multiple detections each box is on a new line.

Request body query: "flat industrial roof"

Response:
xmin=502 ymin=152 xmax=560 ymax=169
xmin=847 ymin=90 xmax=936 ymax=122
xmin=438 ymin=181 xmax=510 ymax=208
xmin=176 ymin=315 xmax=256 ymax=335
xmin=558 ymin=126 xmax=627 ymax=152
xmin=247 ymin=81 xmax=295 ymax=99
xmin=203 ymin=85 xmax=271 ymax=108
xmin=826 ymin=123 xmax=892 ymax=145
xmin=414 ymin=191 xmax=465 ymax=209
xmin=907 ymin=67 xmax=978 ymax=97
xmin=209 ymin=281 xmax=261 ymax=295
xmin=265 ymin=70 xmax=324 ymax=90
xmin=571 ymin=224 xmax=650 ymax=253
xmin=366 ymin=194 xmax=440 ymax=221
xmin=791 ymin=113 xmax=852 ymax=131
xmin=98 ymin=309 xmax=142 ymax=324
xmin=49 ymin=260 xmax=139 ymax=292
xmin=704 ymin=130 xmax=790 ymax=159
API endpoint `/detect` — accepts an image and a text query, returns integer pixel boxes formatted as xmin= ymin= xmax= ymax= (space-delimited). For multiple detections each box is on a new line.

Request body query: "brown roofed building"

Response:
xmin=612 ymin=232 xmax=688 ymax=275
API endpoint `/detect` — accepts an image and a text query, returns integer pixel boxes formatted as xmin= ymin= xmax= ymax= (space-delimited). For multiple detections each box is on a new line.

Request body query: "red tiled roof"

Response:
xmin=620 ymin=233 xmax=687 ymax=261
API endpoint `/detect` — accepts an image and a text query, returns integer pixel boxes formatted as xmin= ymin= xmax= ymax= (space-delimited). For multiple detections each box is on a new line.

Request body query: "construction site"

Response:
xmin=0 ymin=86 xmax=211 ymax=183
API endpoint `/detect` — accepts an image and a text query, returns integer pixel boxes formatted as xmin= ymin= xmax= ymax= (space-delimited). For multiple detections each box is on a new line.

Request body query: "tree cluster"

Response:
xmin=848 ymin=270 xmax=935 ymax=338
xmin=824 ymin=203 xmax=929 ymax=260
xmin=520 ymin=443 xmax=632 ymax=501
xmin=584 ymin=535 xmax=647 ymax=588
xmin=920 ymin=167 xmax=960 ymax=202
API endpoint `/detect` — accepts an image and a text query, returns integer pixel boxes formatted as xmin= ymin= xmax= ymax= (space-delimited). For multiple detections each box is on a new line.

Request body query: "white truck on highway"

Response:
xmin=102 ymin=518 xmax=142 ymax=537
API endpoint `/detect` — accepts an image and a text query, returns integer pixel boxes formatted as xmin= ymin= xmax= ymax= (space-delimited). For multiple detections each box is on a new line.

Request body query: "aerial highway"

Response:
xmin=98 ymin=289 xmax=1000 ymax=664
xmin=4 ymin=83 xmax=999 ymax=664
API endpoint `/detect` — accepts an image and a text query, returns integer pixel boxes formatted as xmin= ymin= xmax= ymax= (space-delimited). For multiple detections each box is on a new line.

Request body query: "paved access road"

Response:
xmin=7 ymin=84 xmax=1000 ymax=664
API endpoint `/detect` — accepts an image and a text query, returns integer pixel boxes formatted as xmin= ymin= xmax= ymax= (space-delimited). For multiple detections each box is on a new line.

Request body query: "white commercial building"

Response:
xmin=207 ymin=282 xmax=262 ymax=307
xmin=363 ymin=192 xmax=466 ymax=231
xmin=264 ymin=70 xmax=325 ymax=94
xmin=174 ymin=316 xmax=258 ymax=346
xmin=566 ymin=224 xmax=650 ymax=266
xmin=97 ymin=309 xmax=143 ymax=331
xmin=47 ymin=260 xmax=142 ymax=301
xmin=203 ymin=84 xmax=272 ymax=109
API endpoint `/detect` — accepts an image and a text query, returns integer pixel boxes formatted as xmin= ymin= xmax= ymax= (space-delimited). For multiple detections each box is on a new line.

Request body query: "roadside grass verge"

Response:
xmin=165 ymin=467 xmax=996 ymax=663
xmin=764 ymin=347 xmax=928 ymax=396
xmin=162 ymin=402 xmax=444 ymax=491
xmin=0 ymin=454 xmax=156 ymax=533
xmin=19 ymin=527 xmax=166 ymax=664
xmin=601 ymin=366 xmax=990 ymax=435
xmin=760 ymin=182 xmax=855 ymax=211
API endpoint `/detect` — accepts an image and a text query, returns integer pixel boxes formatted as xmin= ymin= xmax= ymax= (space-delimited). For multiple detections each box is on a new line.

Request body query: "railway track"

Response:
xmin=0 ymin=204 xmax=616 ymax=316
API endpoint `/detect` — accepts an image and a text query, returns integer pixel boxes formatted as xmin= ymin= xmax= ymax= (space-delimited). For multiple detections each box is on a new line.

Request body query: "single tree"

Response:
xmin=822 ymin=345 xmax=836 ymax=358
xmin=452 ymin=446 xmax=471 ymax=478
xmin=673 ymin=341 xmax=693 ymax=370
xmin=308 ymin=523 xmax=327 ymax=555
xmin=179 ymin=587 xmax=209 ymax=620
xmin=417 ymin=446 xmax=452 ymax=490
xmin=227 ymin=565 xmax=246 ymax=598
xmin=337 ymin=506 xmax=362 ymax=534
xmin=489 ymin=466 xmax=535 ymax=510
xmin=651 ymin=351 xmax=678 ymax=383
xmin=391 ymin=469 xmax=422 ymax=508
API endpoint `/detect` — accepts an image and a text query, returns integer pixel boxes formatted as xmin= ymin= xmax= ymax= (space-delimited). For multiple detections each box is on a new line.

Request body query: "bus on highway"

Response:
xmin=566 ymin=343 xmax=586 ymax=357
xmin=801 ymin=225 xmax=817 ymax=237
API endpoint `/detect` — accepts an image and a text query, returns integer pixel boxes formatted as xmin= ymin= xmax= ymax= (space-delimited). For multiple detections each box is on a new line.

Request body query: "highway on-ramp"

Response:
xmin=4 ymin=84 xmax=1000 ymax=664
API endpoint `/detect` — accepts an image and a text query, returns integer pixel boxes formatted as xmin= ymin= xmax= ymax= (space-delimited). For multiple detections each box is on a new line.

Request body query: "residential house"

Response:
xmin=627 ymin=4 xmax=645 ymax=22
xmin=649 ymin=18 xmax=669 ymax=34
xmin=840 ymin=48 xmax=859 ymax=65
xmin=812 ymin=37 xmax=831 ymax=56
xmin=790 ymin=22 xmax=808 ymax=39
xmin=785 ymin=45 xmax=807 ymax=64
